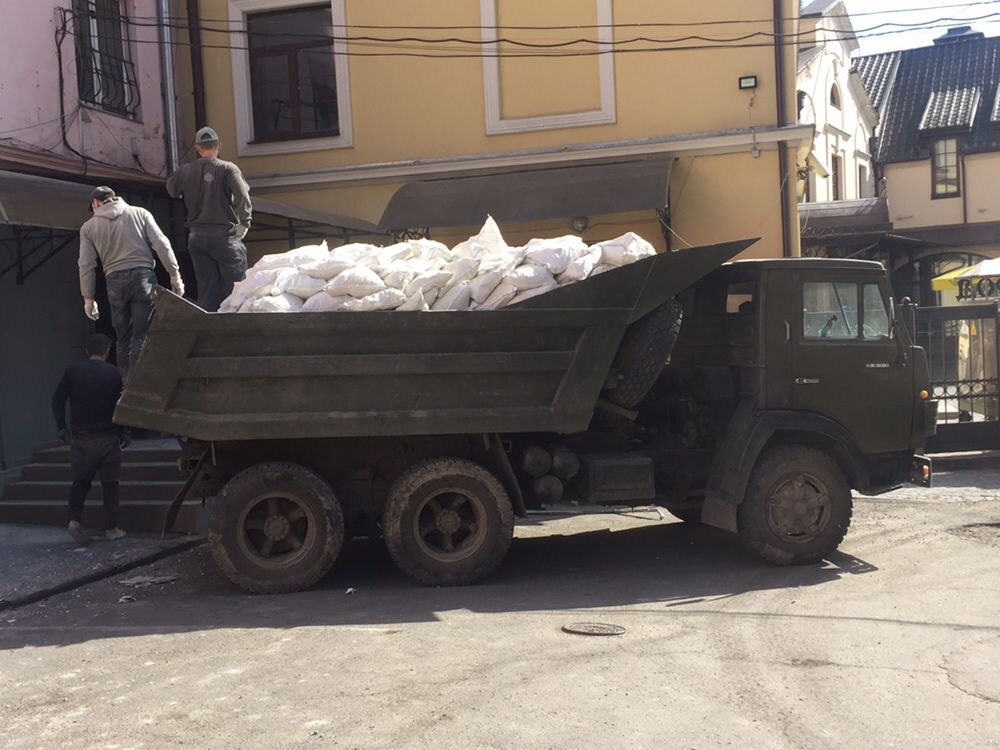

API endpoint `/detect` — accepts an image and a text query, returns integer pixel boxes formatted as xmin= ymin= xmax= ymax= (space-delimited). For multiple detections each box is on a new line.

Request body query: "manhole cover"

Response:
xmin=562 ymin=622 xmax=626 ymax=636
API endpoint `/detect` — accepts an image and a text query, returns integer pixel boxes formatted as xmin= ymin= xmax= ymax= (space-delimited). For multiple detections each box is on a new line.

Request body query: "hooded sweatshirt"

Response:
xmin=78 ymin=198 xmax=180 ymax=298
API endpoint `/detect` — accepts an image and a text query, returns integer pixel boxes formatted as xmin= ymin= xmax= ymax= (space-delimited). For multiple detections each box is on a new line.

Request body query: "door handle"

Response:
xmin=795 ymin=378 xmax=820 ymax=385
xmin=785 ymin=320 xmax=791 ymax=344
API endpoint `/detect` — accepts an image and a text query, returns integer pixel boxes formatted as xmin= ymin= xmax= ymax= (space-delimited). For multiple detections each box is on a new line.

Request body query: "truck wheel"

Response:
xmin=604 ymin=299 xmax=683 ymax=409
xmin=382 ymin=458 xmax=514 ymax=586
xmin=738 ymin=446 xmax=852 ymax=565
xmin=208 ymin=462 xmax=344 ymax=594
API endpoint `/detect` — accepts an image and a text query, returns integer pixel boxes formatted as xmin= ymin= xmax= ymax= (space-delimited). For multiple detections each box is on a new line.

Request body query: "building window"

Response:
xmin=859 ymin=164 xmax=869 ymax=199
xmin=247 ymin=4 xmax=340 ymax=142
xmin=831 ymin=152 xmax=844 ymax=201
xmin=830 ymin=84 xmax=842 ymax=110
xmin=72 ymin=0 xmax=140 ymax=117
xmin=932 ymin=138 xmax=961 ymax=198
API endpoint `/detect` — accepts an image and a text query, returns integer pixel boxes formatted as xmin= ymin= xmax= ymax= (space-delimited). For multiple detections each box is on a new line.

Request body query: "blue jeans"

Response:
xmin=188 ymin=233 xmax=248 ymax=312
xmin=106 ymin=267 xmax=156 ymax=382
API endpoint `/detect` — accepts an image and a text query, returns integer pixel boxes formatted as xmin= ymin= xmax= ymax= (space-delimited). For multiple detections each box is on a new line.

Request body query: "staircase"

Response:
xmin=0 ymin=439 xmax=205 ymax=533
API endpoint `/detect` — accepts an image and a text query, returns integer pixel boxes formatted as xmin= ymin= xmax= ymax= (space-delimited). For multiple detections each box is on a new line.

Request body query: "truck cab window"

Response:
xmin=863 ymin=283 xmax=890 ymax=339
xmin=803 ymin=282 xmax=858 ymax=338
xmin=726 ymin=282 xmax=756 ymax=314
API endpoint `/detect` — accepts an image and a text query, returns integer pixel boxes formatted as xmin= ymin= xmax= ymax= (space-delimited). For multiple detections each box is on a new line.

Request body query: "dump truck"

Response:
xmin=115 ymin=238 xmax=937 ymax=593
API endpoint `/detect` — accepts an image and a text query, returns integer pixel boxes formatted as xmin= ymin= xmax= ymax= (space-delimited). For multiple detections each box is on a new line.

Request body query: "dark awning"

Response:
xmin=378 ymin=158 xmax=673 ymax=231
xmin=251 ymin=197 xmax=385 ymax=247
xmin=0 ymin=170 xmax=92 ymax=230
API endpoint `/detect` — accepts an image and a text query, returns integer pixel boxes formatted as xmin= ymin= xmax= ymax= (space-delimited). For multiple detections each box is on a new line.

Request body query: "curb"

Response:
xmin=0 ymin=536 xmax=205 ymax=613
xmin=929 ymin=453 xmax=1000 ymax=472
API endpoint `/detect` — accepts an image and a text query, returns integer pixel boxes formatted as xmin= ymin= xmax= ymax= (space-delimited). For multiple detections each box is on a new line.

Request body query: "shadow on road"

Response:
xmin=0 ymin=518 xmax=877 ymax=650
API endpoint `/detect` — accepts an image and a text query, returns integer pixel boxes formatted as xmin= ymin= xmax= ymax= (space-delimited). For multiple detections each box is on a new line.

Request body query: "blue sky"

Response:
xmin=842 ymin=0 xmax=1000 ymax=55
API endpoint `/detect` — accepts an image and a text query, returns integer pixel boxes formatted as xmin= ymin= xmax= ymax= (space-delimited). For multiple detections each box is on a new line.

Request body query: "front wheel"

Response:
xmin=382 ymin=458 xmax=514 ymax=586
xmin=738 ymin=446 xmax=852 ymax=565
xmin=208 ymin=461 xmax=345 ymax=593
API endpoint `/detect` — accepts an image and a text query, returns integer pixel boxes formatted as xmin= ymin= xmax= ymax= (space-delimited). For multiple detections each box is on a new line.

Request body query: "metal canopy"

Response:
xmin=0 ymin=169 xmax=92 ymax=230
xmin=377 ymin=158 xmax=673 ymax=231
xmin=252 ymin=198 xmax=384 ymax=248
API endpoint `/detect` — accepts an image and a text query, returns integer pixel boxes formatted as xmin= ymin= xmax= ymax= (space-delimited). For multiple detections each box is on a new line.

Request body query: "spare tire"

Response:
xmin=604 ymin=299 xmax=683 ymax=409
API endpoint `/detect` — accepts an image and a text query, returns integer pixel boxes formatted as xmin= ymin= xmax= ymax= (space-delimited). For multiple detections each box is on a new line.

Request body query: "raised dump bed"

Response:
xmin=115 ymin=239 xmax=752 ymax=441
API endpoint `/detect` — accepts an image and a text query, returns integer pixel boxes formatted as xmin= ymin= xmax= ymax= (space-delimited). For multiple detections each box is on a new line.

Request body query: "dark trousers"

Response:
xmin=68 ymin=432 xmax=122 ymax=530
xmin=106 ymin=267 xmax=156 ymax=382
xmin=188 ymin=233 xmax=248 ymax=312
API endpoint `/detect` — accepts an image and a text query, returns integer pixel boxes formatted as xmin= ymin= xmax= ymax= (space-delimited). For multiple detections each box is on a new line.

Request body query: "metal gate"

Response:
xmin=916 ymin=302 xmax=1000 ymax=452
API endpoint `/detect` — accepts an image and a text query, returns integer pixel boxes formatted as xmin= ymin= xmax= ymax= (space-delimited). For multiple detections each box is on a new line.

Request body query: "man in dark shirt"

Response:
xmin=51 ymin=334 xmax=126 ymax=545
xmin=166 ymin=126 xmax=252 ymax=312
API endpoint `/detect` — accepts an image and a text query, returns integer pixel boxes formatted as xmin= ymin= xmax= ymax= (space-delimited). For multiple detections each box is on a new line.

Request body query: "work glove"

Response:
xmin=171 ymin=274 xmax=186 ymax=297
xmin=83 ymin=298 xmax=99 ymax=321
xmin=58 ymin=428 xmax=70 ymax=445
xmin=235 ymin=224 xmax=249 ymax=241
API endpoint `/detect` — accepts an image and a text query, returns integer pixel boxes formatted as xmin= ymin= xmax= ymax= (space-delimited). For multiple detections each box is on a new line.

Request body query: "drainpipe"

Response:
xmin=961 ymin=153 xmax=968 ymax=225
xmin=187 ymin=0 xmax=207 ymax=128
xmin=158 ymin=0 xmax=180 ymax=173
xmin=773 ymin=0 xmax=793 ymax=257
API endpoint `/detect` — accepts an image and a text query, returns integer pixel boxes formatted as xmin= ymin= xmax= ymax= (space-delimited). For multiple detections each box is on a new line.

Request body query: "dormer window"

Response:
xmin=932 ymin=138 xmax=961 ymax=198
xmin=830 ymin=84 xmax=842 ymax=109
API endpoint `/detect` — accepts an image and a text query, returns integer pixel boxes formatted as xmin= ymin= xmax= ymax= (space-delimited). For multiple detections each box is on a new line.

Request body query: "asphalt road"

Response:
xmin=1 ymin=469 xmax=998 ymax=749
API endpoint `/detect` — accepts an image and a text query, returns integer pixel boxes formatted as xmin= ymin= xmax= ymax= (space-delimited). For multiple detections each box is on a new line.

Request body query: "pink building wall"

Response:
xmin=0 ymin=0 xmax=172 ymax=177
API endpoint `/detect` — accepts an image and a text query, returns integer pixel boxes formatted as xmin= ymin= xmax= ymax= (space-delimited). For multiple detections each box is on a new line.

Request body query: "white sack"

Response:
xmin=592 ymin=264 xmax=614 ymax=275
xmin=343 ymin=288 xmax=407 ymax=311
xmin=299 ymin=256 xmax=355 ymax=280
xmin=235 ymin=268 xmax=284 ymax=297
xmin=507 ymin=282 xmax=557 ymax=307
xmin=383 ymin=268 xmax=417 ymax=291
xmin=523 ymin=235 xmax=588 ymax=275
xmin=378 ymin=242 xmax=415 ymax=267
xmin=558 ymin=247 xmax=603 ymax=284
xmin=432 ymin=282 xmax=472 ymax=311
xmin=593 ymin=232 xmax=657 ymax=267
xmin=250 ymin=293 xmax=304 ymax=313
xmin=408 ymin=239 xmax=453 ymax=263
xmin=325 ymin=266 xmax=386 ymax=298
xmin=404 ymin=270 xmax=452 ymax=298
xmin=397 ymin=290 xmax=429 ymax=312
xmin=452 ymin=215 xmax=508 ymax=260
xmin=469 ymin=270 xmax=503 ymax=303
xmin=506 ymin=264 xmax=555 ymax=291
xmin=253 ymin=242 xmax=329 ymax=271
xmin=275 ymin=272 xmax=327 ymax=300
xmin=303 ymin=292 xmax=352 ymax=312
xmin=479 ymin=280 xmax=518 ymax=310
xmin=443 ymin=258 xmax=480 ymax=287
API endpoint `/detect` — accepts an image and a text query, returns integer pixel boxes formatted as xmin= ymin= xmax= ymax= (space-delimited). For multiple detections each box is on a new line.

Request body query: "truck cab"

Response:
xmin=646 ymin=258 xmax=937 ymax=559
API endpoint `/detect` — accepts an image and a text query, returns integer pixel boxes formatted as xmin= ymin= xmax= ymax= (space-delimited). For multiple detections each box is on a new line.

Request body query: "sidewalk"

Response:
xmin=0 ymin=524 xmax=203 ymax=612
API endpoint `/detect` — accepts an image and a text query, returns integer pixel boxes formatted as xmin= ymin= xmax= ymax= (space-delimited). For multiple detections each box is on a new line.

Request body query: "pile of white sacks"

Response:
xmin=219 ymin=216 xmax=657 ymax=313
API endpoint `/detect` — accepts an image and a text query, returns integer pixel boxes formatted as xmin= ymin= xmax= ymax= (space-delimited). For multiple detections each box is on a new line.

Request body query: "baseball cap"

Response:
xmin=89 ymin=186 xmax=115 ymax=210
xmin=194 ymin=126 xmax=220 ymax=145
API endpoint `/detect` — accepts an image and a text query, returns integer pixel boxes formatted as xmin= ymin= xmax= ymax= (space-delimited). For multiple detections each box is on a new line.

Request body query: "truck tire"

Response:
xmin=604 ymin=299 xmax=683 ymax=409
xmin=738 ymin=446 xmax=852 ymax=565
xmin=208 ymin=462 xmax=345 ymax=594
xmin=382 ymin=458 xmax=514 ymax=586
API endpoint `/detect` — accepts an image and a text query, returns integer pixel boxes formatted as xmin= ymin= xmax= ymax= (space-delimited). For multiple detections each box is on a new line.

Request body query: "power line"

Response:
xmin=80 ymin=0 xmax=1000 ymax=31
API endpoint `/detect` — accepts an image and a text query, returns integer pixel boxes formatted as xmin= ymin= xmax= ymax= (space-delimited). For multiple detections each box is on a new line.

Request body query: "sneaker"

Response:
xmin=68 ymin=521 xmax=92 ymax=546
xmin=104 ymin=528 xmax=126 ymax=541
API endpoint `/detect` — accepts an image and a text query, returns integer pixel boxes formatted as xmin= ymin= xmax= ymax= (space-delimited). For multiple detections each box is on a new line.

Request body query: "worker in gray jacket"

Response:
xmin=166 ymin=126 xmax=252 ymax=312
xmin=79 ymin=186 xmax=184 ymax=382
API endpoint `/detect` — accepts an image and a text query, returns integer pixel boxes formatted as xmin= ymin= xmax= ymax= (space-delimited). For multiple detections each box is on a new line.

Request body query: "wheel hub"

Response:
xmin=767 ymin=474 xmax=831 ymax=542
xmin=437 ymin=509 xmax=462 ymax=535
xmin=264 ymin=514 xmax=291 ymax=541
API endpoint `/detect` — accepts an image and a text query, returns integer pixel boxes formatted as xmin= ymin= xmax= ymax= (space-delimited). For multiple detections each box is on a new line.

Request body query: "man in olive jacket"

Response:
xmin=166 ymin=126 xmax=253 ymax=312
xmin=78 ymin=187 xmax=184 ymax=381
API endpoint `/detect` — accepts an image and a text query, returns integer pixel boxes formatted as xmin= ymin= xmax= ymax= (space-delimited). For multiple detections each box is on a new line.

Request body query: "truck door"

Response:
xmin=791 ymin=273 xmax=911 ymax=454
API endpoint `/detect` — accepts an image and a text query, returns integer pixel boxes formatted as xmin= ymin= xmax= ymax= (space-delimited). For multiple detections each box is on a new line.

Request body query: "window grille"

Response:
xmin=73 ymin=0 xmax=140 ymax=117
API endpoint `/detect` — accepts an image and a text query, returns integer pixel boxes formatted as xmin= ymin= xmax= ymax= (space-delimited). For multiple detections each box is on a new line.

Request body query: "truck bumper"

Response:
xmin=910 ymin=454 xmax=933 ymax=488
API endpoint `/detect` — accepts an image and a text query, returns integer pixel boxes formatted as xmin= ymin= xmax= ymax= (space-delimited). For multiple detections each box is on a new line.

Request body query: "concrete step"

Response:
xmin=0 ymin=499 xmax=206 ymax=534
xmin=2 ymin=481 xmax=184 ymax=502
xmin=19 ymin=462 xmax=183 ymax=482
xmin=32 ymin=440 xmax=181 ymax=465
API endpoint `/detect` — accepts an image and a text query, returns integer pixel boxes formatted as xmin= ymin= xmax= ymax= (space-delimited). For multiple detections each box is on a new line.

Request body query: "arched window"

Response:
xmin=830 ymin=84 xmax=842 ymax=109
xmin=797 ymin=91 xmax=808 ymax=121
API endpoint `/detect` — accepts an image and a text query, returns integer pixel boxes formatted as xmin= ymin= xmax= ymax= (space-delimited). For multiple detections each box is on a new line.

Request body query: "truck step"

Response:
xmin=32 ymin=442 xmax=181 ymax=465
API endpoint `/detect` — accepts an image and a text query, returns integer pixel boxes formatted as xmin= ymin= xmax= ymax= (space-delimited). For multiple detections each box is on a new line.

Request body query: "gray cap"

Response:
xmin=89 ymin=186 xmax=115 ymax=210
xmin=194 ymin=126 xmax=220 ymax=145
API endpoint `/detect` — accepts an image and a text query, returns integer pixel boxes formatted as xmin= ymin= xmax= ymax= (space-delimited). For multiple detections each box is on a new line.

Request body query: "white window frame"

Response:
xmin=479 ymin=0 xmax=616 ymax=135
xmin=228 ymin=0 xmax=353 ymax=157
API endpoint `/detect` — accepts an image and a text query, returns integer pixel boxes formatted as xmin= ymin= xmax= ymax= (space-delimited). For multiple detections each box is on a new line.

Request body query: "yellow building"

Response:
xmin=175 ymin=1 xmax=810 ymax=257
